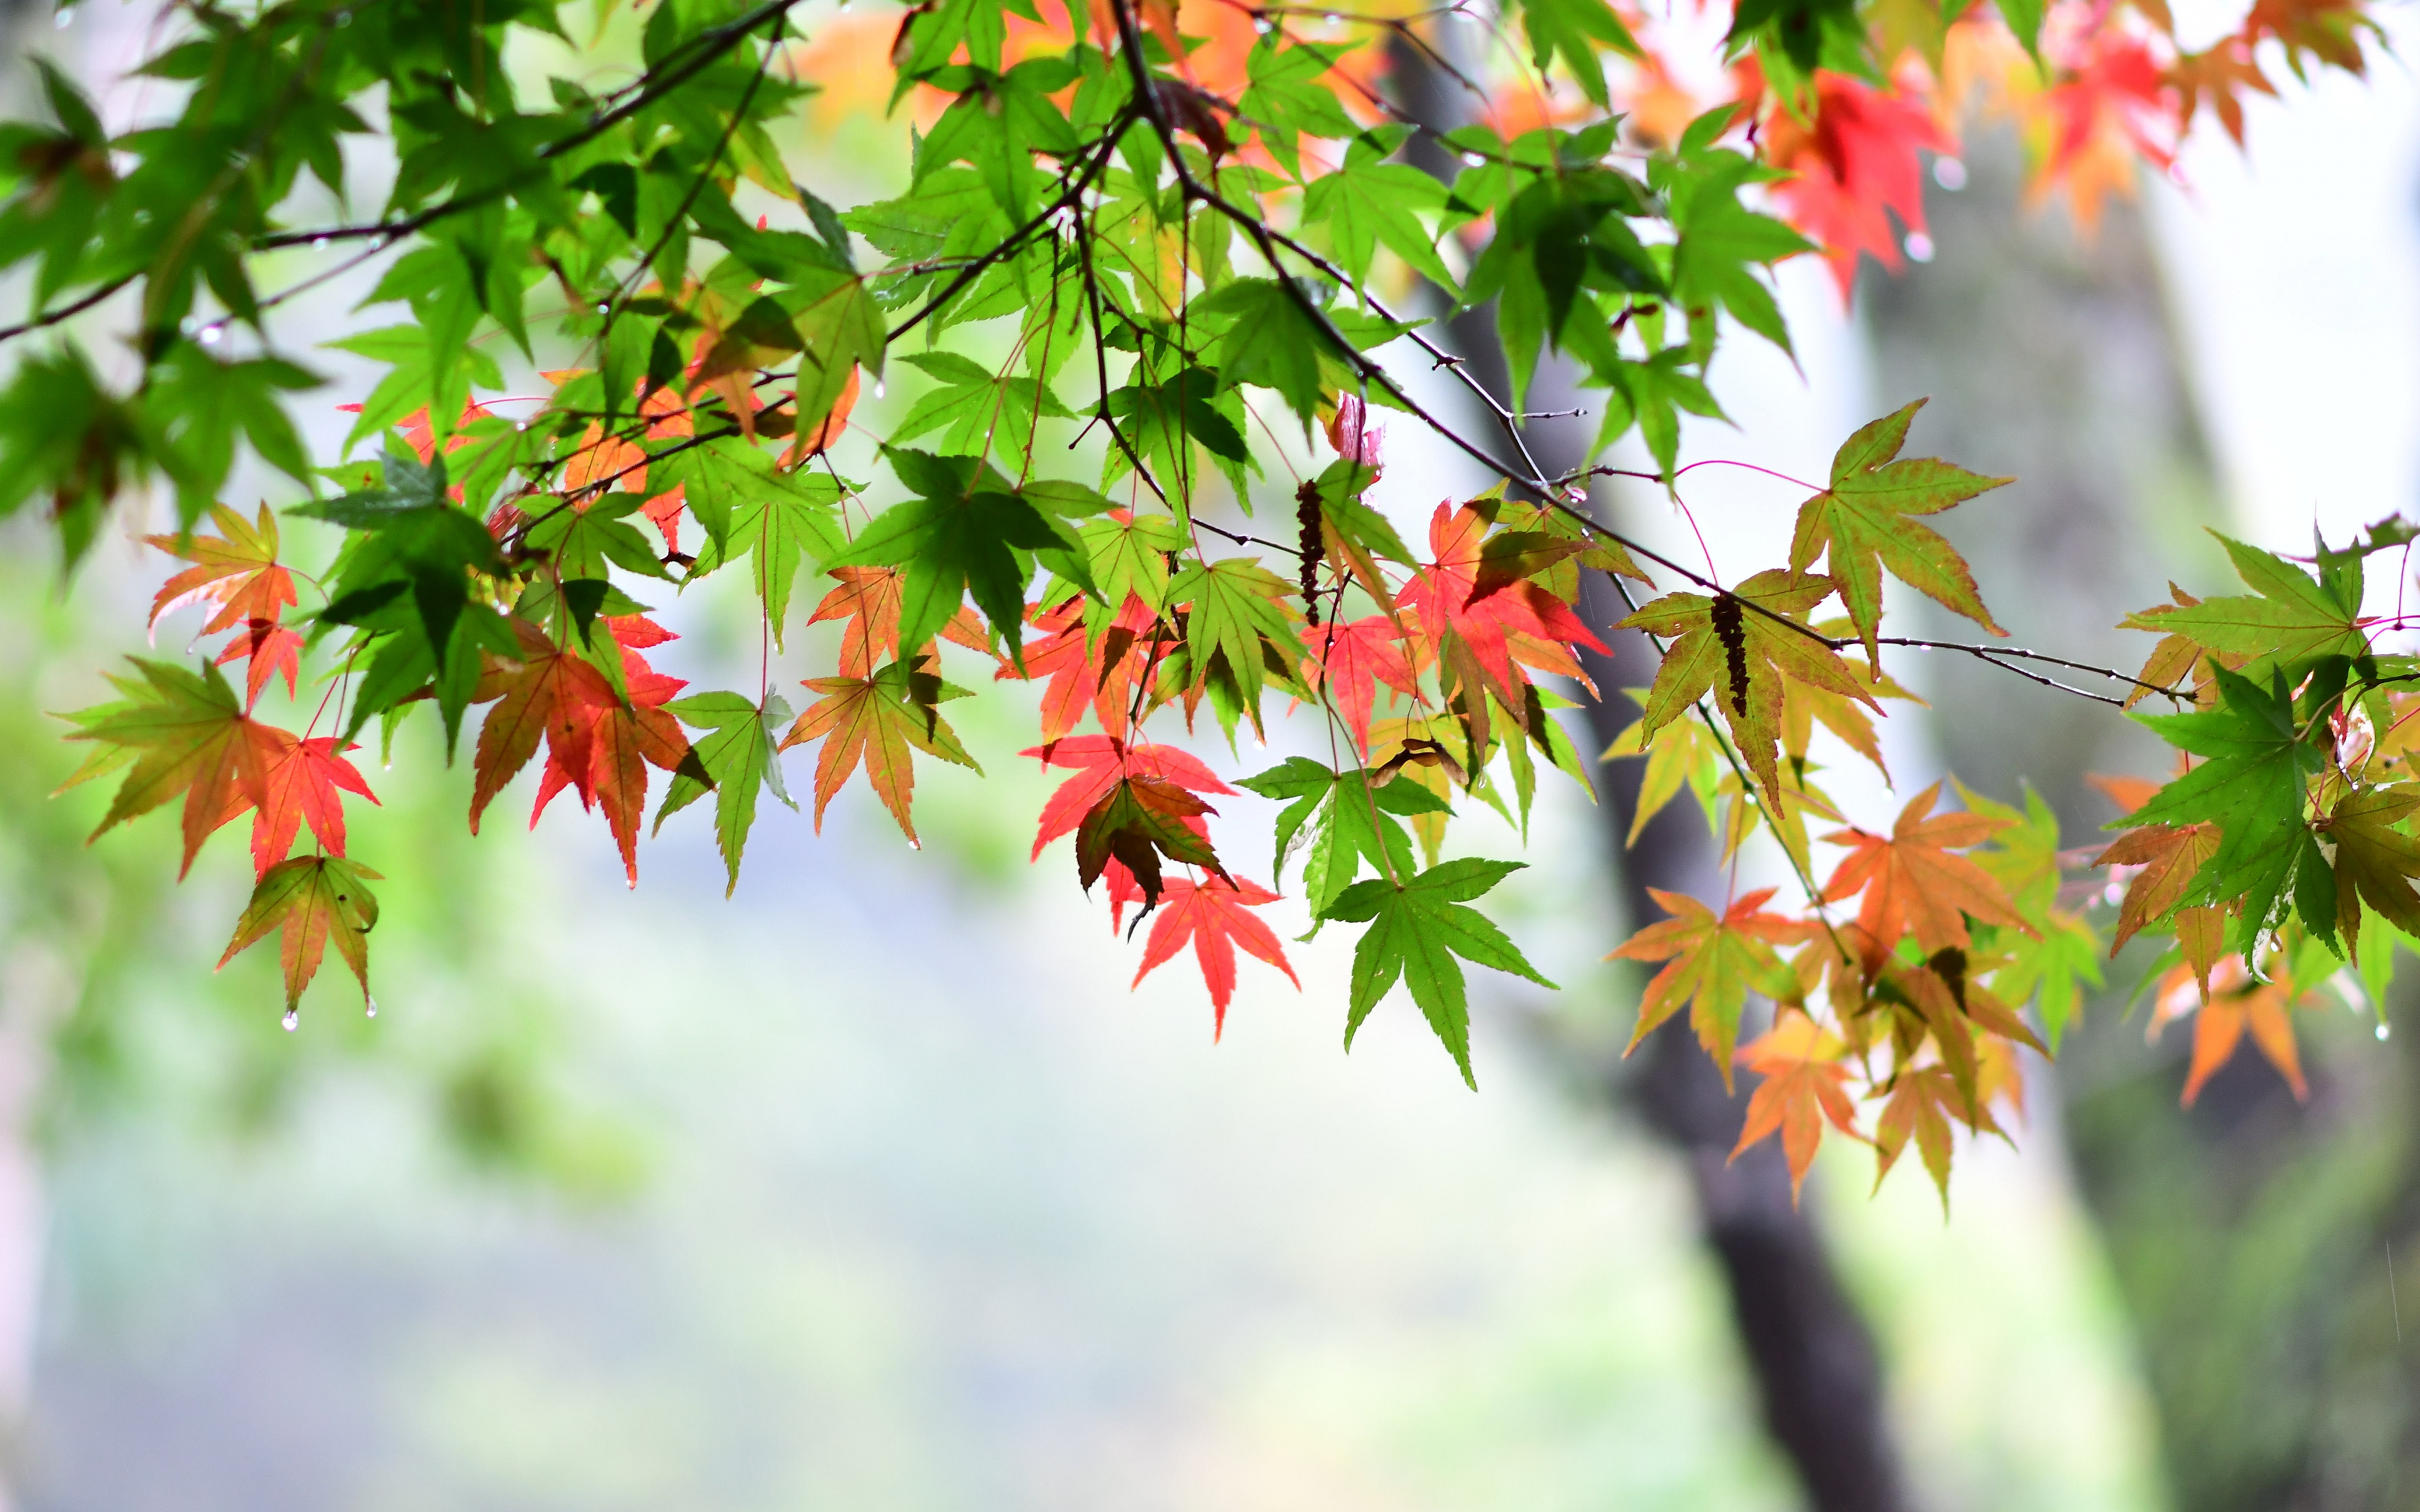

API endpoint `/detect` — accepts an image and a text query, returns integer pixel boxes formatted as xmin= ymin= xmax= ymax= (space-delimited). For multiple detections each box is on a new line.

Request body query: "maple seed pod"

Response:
xmin=1295 ymin=481 xmax=1326 ymax=626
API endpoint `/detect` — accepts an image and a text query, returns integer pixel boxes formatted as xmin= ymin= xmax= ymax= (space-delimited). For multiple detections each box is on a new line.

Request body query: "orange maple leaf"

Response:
xmin=783 ymin=655 xmax=981 ymax=844
xmin=1131 ymin=874 xmax=1298 ymax=1034
xmin=1610 ymin=885 xmax=1812 ymax=1085
xmin=1731 ymin=1010 xmax=1863 ymax=1202
xmin=2150 ymin=953 xmax=2318 ymax=1106
xmin=2090 ymin=820 xmax=2218 ymax=953
xmin=529 ymin=621 xmax=693 ymax=883
xmin=1821 ymin=780 xmax=2035 ymax=973
xmin=146 ymin=503 xmax=297 ymax=639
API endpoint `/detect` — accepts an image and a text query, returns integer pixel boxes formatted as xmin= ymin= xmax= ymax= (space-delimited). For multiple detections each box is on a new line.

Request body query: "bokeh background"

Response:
xmin=2 ymin=0 xmax=2417 ymax=1506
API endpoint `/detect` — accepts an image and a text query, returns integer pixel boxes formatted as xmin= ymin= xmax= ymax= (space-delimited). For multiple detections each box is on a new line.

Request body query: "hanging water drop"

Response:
xmin=311 ymin=235 xmax=330 ymax=249
xmin=199 ymin=325 xmax=222 ymax=346
xmin=282 ymin=1009 xmax=299 ymax=1032
xmin=873 ymin=379 xmax=887 ymax=399
xmin=1322 ymin=11 xmax=1340 ymax=25
xmin=908 ymin=837 xmax=921 ymax=850
xmin=54 ymin=6 xmax=74 ymax=27
xmin=1903 ymin=231 xmax=1935 ymax=263
xmin=1253 ymin=12 xmax=1274 ymax=29
xmin=1460 ymin=151 xmax=1485 ymax=168
xmin=597 ymin=302 xmax=611 ymax=314
xmin=2382 ymin=1022 xmax=2395 ymax=1041
xmin=1932 ymin=158 xmax=1967 ymax=192
xmin=366 ymin=998 xmax=378 ymax=1019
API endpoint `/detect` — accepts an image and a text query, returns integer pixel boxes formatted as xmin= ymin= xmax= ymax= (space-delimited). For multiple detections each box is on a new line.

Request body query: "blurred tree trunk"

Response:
xmin=1862 ymin=126 xmax=2420 ymax=1508
xmin=1386 ymin=34 xmax=1910 ymax=1512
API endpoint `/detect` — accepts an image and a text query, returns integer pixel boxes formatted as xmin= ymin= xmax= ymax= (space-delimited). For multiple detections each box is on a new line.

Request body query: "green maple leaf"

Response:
xmin=1787 ymin=399 xmax=2012 ymax=668
xmin=1081 ymin=510 xmax=1189 ymax=614
xmin=655 ymin=691 xmax=798 ymax=896
xmin=2128 ymin=665 xmax=2327 ymax=949
xmin=2121 ymin=532 xmax=2368 ymax=670
xmin=1238 ymin=758 xmax=1449 ymax=922
xmin=1300 ymin=132 xmax=1456 ymax=290
xmin=1323 ymin=858 xmax=1555 ymax=1089
xmin=1194 ymin=278 xmax=1336 ymax=419
xmin=826 ymin=448 xmax=1083 ymax=662
xmin=1517 ymin=0 xmax=1640 ymax=105
xmin=893 ymin=350 xmax=1073 ymax=474
xmin=1169 ymin=556 xmax=1305 ymax=734
xmin=2319 ymin=784 xmax=2420 ymax=953
xmin=671 ymin=443 xmax=846 ymax=639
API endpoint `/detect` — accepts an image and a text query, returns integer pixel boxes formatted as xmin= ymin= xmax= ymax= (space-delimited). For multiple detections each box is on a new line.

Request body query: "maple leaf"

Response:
xmin=1763 ymin=74 xmax=1955 ymax=297
xmin=783 ymin=655 xmax=981 ymax=845
xmin=468 ymin=618 xmax=616 ymax=832
xmin=2316 ymin=784 xmax=2420 ymax=951
xmin=1303 ymin=615 xmax=1420 ymax=758
xmin=2091 ymin=820 xmax=2219 ymax=953
xmin=215 ymin=618 xmax=305 ymax=708
xmin=1398 ymin=502 xmax=1608 ymax=718
xmin=1610 ymin=886 xmax=1810 ymax=1085
xmin=1730 ymin=1010 xmax=1862 ymax=1203
xmin=528 ymin=627 xmax=694 ymax=885
xmin=2120 ymin=582 xmax=2217 ymax=707
xmin=250 ymin=732 xmax=379 ymax=877
xmin=1167 ymin=555 xmax=1307 ymax=735
xmin=1076 ymin=776 xmax=1232 ymax=913
xmin=1787 ymin=400 xmax=2012 ymax=668
xmin=809 ymin=566 xmax=994 ymax=680
xmin=1871 ymin=1065 xmax=1991 ymax=1211
xmin=824 ymin=448 xmax=1085 ymax=663
xmin=1620 ymin=568 xmax=1876 ymax=810
xmin=2119 ymin=534 xmax=2368 ymax=671
xmin=1131 ymin=875 xmax=1301 ymax=1037
xmin=218 ymin=855 xmax=381 ymax=1012
xmin=59 ymin=657 xmax=282 ymax=876
xmin=1025 ymin=735 xmax=1236 ymax=860
xmin=145 ymin=502 xmax=297 ymax=637
xmin=2150 ymin=954 xmax=2315 ymax=1107
xmin=1324 ymin=857 xmax=1555 ymax=1089
xmin=2128 ymin=665 xmax=2326 ymax=949
xmin=1821 ymin=781 xmax=2036 ymax=974
xmin=655 ymin=691 xmax=798 ymax=896
xmin=1002 ymin=595 xmax=1157 ymax=743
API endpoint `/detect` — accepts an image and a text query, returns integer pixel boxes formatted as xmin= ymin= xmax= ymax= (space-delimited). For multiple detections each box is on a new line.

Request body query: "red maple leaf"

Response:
xmin=1131 ymin=875 xmax=1300 ymax=1036
xmin=1022 ymin=735 xmax=1233 ymax=859
xmin=1762 ymin=71 xmax=1954 ymax=298
xmin=471 ymin=617 xmax=690 ymax=884
xmin=1396 ymin=503 xmax=1607 ymax=711
xmin=214 ymin=619 xmax=304 ymax=707
xmin=1003 ymin=594 xmax=1159 ymax=743
xmin=530 ymin=619 xmax=691 ymax=883
xmin=1302 ymin=614 xmax=1419 ymax=757
xmin=248 ymin=732 xmax=379 ymax=876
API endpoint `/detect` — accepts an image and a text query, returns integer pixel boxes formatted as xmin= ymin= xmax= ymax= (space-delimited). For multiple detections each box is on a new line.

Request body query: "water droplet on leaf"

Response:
xmin=2381 ymin=1022 xmax=2394 ymax=1041
xmin=54 ymin=7 xmax=74 ymax=26
xmin=1903 ymin=231 xmax=1934 ymax=263
xmin=873 ymin=379 xmax=886 ymax=399
xmin=1253 ymin=13 xmax=1273 ymax=29
xmin=1461 ymin=152 xmax=1485 ymax=168
xmin=366 ymin=998 xmax=378 ymax=1019
xmin=1932 ymin=158 xmax=1966 ymax=192
xmin=282 ymin=1009 xmax=299 ymax=1032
